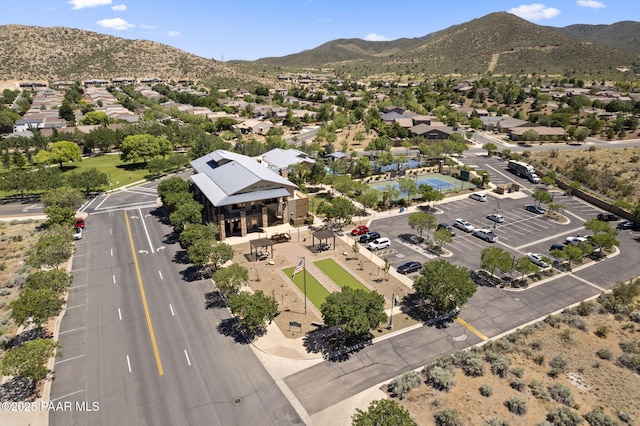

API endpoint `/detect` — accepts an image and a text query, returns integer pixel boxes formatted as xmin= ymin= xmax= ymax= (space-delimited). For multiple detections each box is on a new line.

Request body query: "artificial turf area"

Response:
xmin=283 ymin=266 xmax=330 ymax=309
xmin=313 ymin=258 xmax=370 ymax=292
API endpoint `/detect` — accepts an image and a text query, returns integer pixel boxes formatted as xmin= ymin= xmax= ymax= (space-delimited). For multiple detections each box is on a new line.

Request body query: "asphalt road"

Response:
xmin=50 ymin=192 xmax=301 ymax=425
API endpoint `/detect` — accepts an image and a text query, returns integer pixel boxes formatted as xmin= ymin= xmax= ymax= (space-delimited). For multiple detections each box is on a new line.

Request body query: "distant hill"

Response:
xmin=252 ymin=12 xmax=635 ymax=76
xmin=553 ymin=21 xmax=640 ymax=56
xmin=0 ymin=25 xmax=270 ymax=86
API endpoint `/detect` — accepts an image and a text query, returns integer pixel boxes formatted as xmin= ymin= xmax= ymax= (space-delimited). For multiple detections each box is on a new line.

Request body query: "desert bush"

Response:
xmin=596 ymin=349 xmax=613 ymax=360
xmin=529 ymin=380 xmax=550 ymax=400
xmin=510 ymin=378 xmax=526 ymax=392
xmin=534 ymin=354 xmax=545 ymax=366
xmin=618 ymin=341 xmax=639 ymax=354
xmin=595 ymin=325 xmax=610 ymax=338
xmin=583 ymin=407 xmax=620 ymax=426
xmin=617 ymin=353 xmax=640 ymax=373
xmin=560 ymin=328 xmax=575 ymax=343
xmin=424 ymin=366 xmax=455 ymax=392
xmin=549 ymin=355 xmax=568 ymax=378
xmin=547 ymin=406 xmax=584 ymax=426
xmin=545 ymin=315 xmax=562 ymax=328
xmin=479 ymin=384 xmax=493 ymax=397
xmin=434 ymin=408 xmax=463 ymax=426
xmin=617 ymin=411 xmax=633 ymax=424
xmin=549 ymin=383 xmax=575 ymax=406
xmin=388 ymin=371 xmax=422 ymax=400
xmin=576 ymin=301 xmax=594 ymax=316
xmin=490 ymin=355 xmax=511 ymax=378
xmin=566 ymin=315 xmax=588 ymax=332
xmin=505 ymin=397 xmax=527 ymax=415
xmin=484 ymin=419 xmax=509 ymax=426
xmin=629 ymin=311 xmax=640 ymax=323
xmin=530 ymin=339 xmax=543 ymax=350
xmin=511 ymin=367 xmax=525 ymax=378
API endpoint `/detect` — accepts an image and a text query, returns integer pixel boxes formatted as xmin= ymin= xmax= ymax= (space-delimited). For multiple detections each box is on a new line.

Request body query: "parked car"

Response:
xmin=359 ymin=231 xmax=381 ymax=243
xmin=469 ymin=193 xmax=487 ymax=202
xmin=617 ymin=221 xmax=640 ymax=230
xmin=486 ymin=213 xmax=504 ymax=223
xmin=350 ymin=225 xmax=369 ymax=236
xmin=454 ymin=218 xmax=475 ymax=233
xmin=527 ymin=252 xmax=549 ymax=268
xmin=75 ymin=218 xmax=85 ymax=229
xmin=368 ymin=237 xmax=390 ymax=251
xmin=525 ymin=204 xmax=546 ymax=215
xmin=549 ymin=243 xmax=566 ymax=252
xmin=566 ymin=236 xmax=588 ymax=246
xmin=436 ymin=223 xmax=456 ymax=236
xmin=597 ymin=213 xmax=619 ymax=222
xmin=473 ymin=228 xmax=498 ymax=242
xmin=73 ymin=227 xmax=83 ymax=240
xmin=397 ymin=261 xmax=422 ymax=274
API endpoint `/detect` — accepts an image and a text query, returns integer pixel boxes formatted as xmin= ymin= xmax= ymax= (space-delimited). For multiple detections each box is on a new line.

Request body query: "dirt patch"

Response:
xmin=393 ymin=310 xmax=640 ymax=425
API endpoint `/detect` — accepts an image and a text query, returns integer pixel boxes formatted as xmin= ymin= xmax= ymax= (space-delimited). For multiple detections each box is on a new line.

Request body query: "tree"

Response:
xmin=26 ymin=269 xmax=72 ymax=296
xmin=521 ymin=129 xmax=539 ymax=142
xmin=212 ymin=263 xmax=248 ymax=298
xmin=41 ymin=186 xmax=85 ymax=210
xmin=480 ymin=247 xmax=512 ymax=277
xmin=209 ymin=242 xmax=234 ymax=270
xmin=413 ymin=259 xmax=476 ymax=315
xmin=397 ymin=178 xmax=418 ymax=204
xmin=513 ymin=257 xmax=539 ymax=282
xmin=574 ymin=127 xmax=590 ymax=142
xmin=0 ymin=169 xmax=36 ymax=198
xmin=44 ymin=205 xmax=76 ymax=227
xmin=84 ymin=126 xmax=117 ymax=152
xmin=58 ymin=100 xmax=75 ymax=123
xmin=325 ymin=197 xmax=359 ymax=228
xmin=420 ymin=185 xmax=445 ymax=210
xmin=179 ymin=223 xmax=217 ymax=248
xmin=158 ymin=176 xmax=190 ymax=202
xmin=357 ymin=189 xmax=381 ymax=211
xmin=67 ymin=168 xmax=109 ymax=195
xmin=10 ymin=286 xmax=64 ymax=330
xmin=352 ymin=240 xmax=360 ymax=260
xmin=382 ymin=184 xmax=401 ymax=209
xmin=407 ymin=211 xmax=437 ymax=241
xmin=79 ymin=110 xmax=109 ymax=125
xmin=532 ymin=188 xmax=553 ymax=208
xmin=187 ymin=239 xmax=214 ymax=267
xmin=482 ymin=142 xmax=497 ymax=156
xmin=320 ymin=287 xmax=387 ymax=337
xmin=169 ymin=201 xmax=203 ymax=231
xmin=228 ymin=290 xmax=278 ymax=332
xmin=120 ymin=134 xmax=173 ymax=163
xmin=352 ymin=399 xmax=417 ymax=426
xmin=26 ymin=225 xmax=76 ymax=269
xmin=1 ymin=338 xmax=59 ymax=382
xmin=433 ymin=227 xmax=452 ymax=248
xmin=49 ymin=141 xmax=82 ymax=168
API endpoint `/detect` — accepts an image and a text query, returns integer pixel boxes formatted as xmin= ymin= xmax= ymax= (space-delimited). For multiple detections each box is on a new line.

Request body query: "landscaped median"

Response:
xmin=313 ymin=258 xmax=370 ymax=292
xmin=283 ymin=266 xmax=330 ymax=308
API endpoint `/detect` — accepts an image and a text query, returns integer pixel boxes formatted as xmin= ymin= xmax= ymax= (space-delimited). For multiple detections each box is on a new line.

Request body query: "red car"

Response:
xmin=350 ymin=225 xmax=369 ymax=236
xmin=75 ymin=218 xmax=85 ymax=229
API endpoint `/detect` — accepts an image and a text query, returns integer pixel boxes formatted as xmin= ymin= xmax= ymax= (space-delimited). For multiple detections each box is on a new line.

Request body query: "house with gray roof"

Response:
xmin=190 ymin=150 xmax=301 ymax=240
xmin=258 ymin=148 xmax=315 ymax=172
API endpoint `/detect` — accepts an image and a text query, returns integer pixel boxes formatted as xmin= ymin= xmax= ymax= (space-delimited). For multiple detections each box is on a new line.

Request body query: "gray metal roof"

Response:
xmin=261 ymin=148 xmax=315 ymax=169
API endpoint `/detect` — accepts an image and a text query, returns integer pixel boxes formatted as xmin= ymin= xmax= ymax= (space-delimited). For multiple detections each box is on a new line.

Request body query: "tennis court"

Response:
xmin=368 ymin=173 xmax=469 ymax=194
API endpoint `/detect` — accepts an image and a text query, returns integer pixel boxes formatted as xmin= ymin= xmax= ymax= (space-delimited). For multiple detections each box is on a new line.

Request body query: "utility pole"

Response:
xmin=387 ymin=293 xmax=395 ymax=330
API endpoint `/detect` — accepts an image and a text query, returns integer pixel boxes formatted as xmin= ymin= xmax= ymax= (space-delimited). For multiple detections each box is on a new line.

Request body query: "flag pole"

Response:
xmin=303 ymin=257 xmax=307 ymax=314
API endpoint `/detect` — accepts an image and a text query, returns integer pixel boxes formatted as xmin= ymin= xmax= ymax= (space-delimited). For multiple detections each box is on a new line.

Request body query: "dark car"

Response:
xmin=359 ymin=231 xmax=381 ymax=243
xmin=525 ymin=204 xmax=546 ymax=215
xmin=617 ymin=221 xmax=640 ymax=231
xmin=549 ymin=243 xmax=565 ymax=252
xmin=597 ymin=213 xmax=619 ymax=222
xmin=397 ymin=261 xmax=422 ymax=275
xmin=436 ymin=223 xmax=457 ymax=236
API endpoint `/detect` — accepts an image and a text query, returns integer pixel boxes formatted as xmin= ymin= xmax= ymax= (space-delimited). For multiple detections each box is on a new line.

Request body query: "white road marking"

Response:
xmin=110 ymin=228 xmax=112 ymax=235
xmin=113 ymin=274 xmax=116 ymax=284
xmin=118 ymin=308 xmax=122 ymax=320
xmin=50 ymin=389 xmax=84 ymax=402
xmin=111 ymin=248 xmax=113 ymax=257
xmin=59 ymin=327 xmax=86 ymax=335
xmin=55 ymin=354 xmax=85 ymax=365
xmin=94 ymin=194 xmax=110 ymax=210
xmin=158 ymin=271 xmax=163 ymax=280
xmin=169 ymin=304 xmax=175 ymax=316
xmin=139 ymin=208 xmax=155 ymax=254
xmin=66 ymin=304 xmax=85 ymax=310
xmin=126 ymin=355 xmax=132 ymax=373
xmin=184 ymin=350 xmax=191 ymax=366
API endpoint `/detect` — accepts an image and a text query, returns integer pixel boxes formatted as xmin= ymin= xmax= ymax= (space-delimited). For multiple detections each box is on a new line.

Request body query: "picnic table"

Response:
xmin=270 ymin=233 xmax=291 ymax=243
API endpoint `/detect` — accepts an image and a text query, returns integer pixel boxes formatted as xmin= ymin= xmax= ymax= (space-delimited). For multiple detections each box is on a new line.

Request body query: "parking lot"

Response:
xmin=361 ymin=189 xmax=607 ymax=274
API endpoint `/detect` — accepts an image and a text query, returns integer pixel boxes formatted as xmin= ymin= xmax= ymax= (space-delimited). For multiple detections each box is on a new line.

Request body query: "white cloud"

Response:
xmin=111 ymin=4 xmax=127 ymax=11
xmin=508 ymin=3 xmax=561 ymax=20
xmin=364 ymin=33 xmax=389 ymax=41
xmin=96 ymin=17 xmax=134 ymax=30
xmin=140 ymin=24 xmax=157 ymax=30
xmin=577 ymin=0 xmax=606 ymax=9
xmin=167 ymin=31 xmax=181 ymax=37
xmin=68 ymin=0 xmax=112 ymax=10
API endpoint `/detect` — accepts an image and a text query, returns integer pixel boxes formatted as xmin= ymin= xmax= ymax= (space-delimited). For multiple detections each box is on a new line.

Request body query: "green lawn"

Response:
xmin=57 ymin=154 xmax=150 ymax=189
xmin=313 ymin=258 xmax=370 ymax=292
xmin=283 ymin=266 xmax=331 ymax=309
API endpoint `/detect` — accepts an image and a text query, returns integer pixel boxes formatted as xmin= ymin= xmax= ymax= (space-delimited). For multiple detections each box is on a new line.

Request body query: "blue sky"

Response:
xmin=0 ymin=0 xmax=636 ymax=61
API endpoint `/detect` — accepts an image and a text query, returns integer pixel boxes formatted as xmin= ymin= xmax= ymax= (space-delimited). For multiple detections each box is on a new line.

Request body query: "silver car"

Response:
xmin=473 ymin=228 xmax=498 ymax=242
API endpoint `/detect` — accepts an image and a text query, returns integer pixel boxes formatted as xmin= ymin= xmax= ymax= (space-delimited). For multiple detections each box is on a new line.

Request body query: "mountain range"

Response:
xmin=0 ymin=12 xmax=638 ymax=84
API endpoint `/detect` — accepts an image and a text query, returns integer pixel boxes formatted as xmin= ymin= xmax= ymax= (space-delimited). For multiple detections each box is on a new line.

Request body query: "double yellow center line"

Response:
xmin=124 ymin=211 xmax=164 ymax=376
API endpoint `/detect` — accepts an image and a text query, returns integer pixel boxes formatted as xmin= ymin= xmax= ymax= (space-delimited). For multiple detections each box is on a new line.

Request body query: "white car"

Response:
xmin=487 ymin=213 xmax=504 ymax=223
xmin=73 ymin=227 xmax=83 ymax=240
xmin=454 ymin=219 xmax=475 ymax=233
xmin=527 ymin=252 xmax=549 ymax=268
xmin=473 ymin=228 xmax=498 ymax=242
xmin=566 ymin=236 xmax=587 ymax=246
xmin=469 ymin=193 xmax=487 ymax=202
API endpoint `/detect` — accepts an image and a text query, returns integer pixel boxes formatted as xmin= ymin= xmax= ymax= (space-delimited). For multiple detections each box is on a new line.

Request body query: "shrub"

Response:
xmin=484 ymin=419 xmax=510 ymax=426
xmin=460 ymin=356 xmax=485 ymax=377
xmin=576 ymin=301 xmax=593 ymax=316
xmin=424 ymin=366 xmax=455 ymax=392
xmin=434 ymin=408 xmax=463 ymax=426
xmin=510 ymin=378 xmax=526 ymax=392
xmin=530 ymin=339 xmax=543 ymax=350
xmin=583 ymin=407 xmax=620 ymax=426
xmin=617 ymin=353 xmax=640 ymax=373
xmin=511 ymin=367 xmax=525 ymax=378
xmin=629 ymin=311 xmax=640 ymax=323
xmin=549 ymin=355 xmax=568 ymax=378
xmin=595 ymin=326 xmax=610 ymax=338
xmin=490 ymin=356 xmax=511 ymax=378
xmin=529 ymin=380 xmax=550 ymax=400
xmin=533 ymin=354 xmax=545 ymax=366
xmin=617 ymin=411 xmax=633 ymax=424
xmin=547 ymin=406 xmax=584 ymax=426
xmin=505 ymin=397 xmax=527 ymax=415
xmin=596 ymin=349 xmax=612 ymax=360
xmin=560 ymin=328 xmax=574 ymax=343
xmin=479 ymin=384 xmax=493 ymax=397
xmin=618 ymin=341 xmax=639 ymax=354
xmin=566 ymin=315 xmax=588 ymax=332
xmin=549 ymin=383 xmax=575 ymax=406
xmin=388 ymin=371 xmax=422 ymax=400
